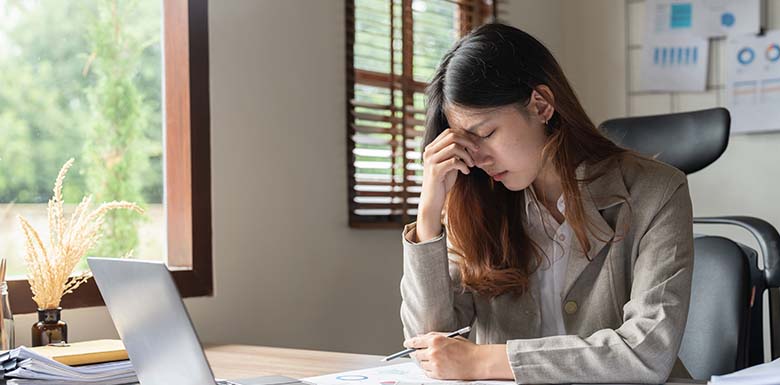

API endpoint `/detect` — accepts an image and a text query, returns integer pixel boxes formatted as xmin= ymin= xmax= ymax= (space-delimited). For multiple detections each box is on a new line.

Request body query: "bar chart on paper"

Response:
xmin=640 ymin=37 xmax=709 ymax=91
xmin=652 ymin=46 xmax=699 ymax=66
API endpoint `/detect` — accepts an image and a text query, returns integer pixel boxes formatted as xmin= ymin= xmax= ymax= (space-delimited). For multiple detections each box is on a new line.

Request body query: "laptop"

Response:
xmin=88 ymin=257 xmax=305 ymax=385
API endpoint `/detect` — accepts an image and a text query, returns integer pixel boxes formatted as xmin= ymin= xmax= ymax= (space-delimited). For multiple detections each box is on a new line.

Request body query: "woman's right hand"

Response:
xmin=416 ymin=128 xmax=480 ymax=242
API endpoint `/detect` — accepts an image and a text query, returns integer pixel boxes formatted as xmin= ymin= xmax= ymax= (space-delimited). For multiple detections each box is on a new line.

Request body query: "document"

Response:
xmin=639 ymin=34 xmax=709 ymax=91
xmin=0 ymin=346 xmax=136 ymax=384
xmin=302 ymin=362 xmax=512 ymax=385
xmin=645 ymin=0 xmax=760 ymax=38
xmin=302 ymin=362 xmax=703 ymax=385
xmin=709 ymin=357 xmax=780 ymax=384
xmin=725 ymin=30 xmax=780 ymax=133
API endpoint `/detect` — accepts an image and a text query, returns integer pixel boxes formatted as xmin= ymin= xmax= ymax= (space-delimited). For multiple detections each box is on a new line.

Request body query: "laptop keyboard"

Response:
xmin=217 ymin=381 xmax=241 ymax=385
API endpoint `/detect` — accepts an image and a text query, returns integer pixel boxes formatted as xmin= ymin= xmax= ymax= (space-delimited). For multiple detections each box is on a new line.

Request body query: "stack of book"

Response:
xmin=0 ymin=339 xmax=137 ymax=384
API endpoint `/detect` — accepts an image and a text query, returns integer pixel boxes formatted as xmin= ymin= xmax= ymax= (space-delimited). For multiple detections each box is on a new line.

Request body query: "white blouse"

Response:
xmin=523 ymin=187 xmax=572 ymax=337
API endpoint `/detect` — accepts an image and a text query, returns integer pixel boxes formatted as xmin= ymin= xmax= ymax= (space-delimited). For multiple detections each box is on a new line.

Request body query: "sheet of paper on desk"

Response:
xmin=708 ymin=357 xmax=780 ymax=385
xmin=302 ymin=362 xmax=704 ymax=385
xmin=301 ymin=362 xmax=513 ymax=385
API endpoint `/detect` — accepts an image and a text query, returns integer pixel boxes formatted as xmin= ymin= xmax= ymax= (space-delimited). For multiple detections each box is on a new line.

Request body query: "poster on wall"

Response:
xmin=645 ymin=0 xmax=761 ymax=38
xmin=639 ymin=35 xmax=709 ymax=92
xmin=726 ymin=30 xmax=780 ymax=134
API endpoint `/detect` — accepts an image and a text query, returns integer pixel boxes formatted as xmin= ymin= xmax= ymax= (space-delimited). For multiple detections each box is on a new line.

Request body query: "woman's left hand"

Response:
xmin=404 ymin=332 xmax=483 ymax=380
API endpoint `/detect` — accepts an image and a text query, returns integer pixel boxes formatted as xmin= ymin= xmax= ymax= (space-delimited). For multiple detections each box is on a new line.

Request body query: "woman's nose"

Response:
xmin=468 ymin=147 xmax=492 ymax=168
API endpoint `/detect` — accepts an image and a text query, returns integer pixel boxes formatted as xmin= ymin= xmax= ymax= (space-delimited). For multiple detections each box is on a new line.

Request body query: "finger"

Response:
xmin=448 ymin=128 xmax=482 ymax=150
xmin=415 ymin=333 xmax=442 ymax=347
xmin=411 ymin=348 xmax=430 ymax=361
xmin=435 ymin=157 xmax=470 ymax=176
xmin=427 ymin=143 xmax=475 ymax=168
xmin=425 ymin=131 xmax=479 ymax=156
xmin=404 ymin=336 xmax=428 ymax=349
xmin=427 ymin=131 xmax=479 ymax=155
xmin=418 ymin=359 xmax=433 ymax=372
xmin=421 ymin=363 xmax=440 ymax=380
xmin=426 ymin=128 xmax=451 ymax=150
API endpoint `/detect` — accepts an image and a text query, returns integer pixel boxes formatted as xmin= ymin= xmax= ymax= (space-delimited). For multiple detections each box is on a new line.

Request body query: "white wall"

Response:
xmin=499 ymin=0 xmax=563 ymax=55
xmin=498 ymin=1 xmax=626 ymax=125
xmin=180 ymin=0 xmax=406 ymax=354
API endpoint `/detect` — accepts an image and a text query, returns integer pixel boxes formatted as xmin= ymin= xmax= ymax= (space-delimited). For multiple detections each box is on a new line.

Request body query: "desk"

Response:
xmin=204 ymin=345 xmax=402 ymax=379
xmin=202 ymin=345 xmax=706 ymax=385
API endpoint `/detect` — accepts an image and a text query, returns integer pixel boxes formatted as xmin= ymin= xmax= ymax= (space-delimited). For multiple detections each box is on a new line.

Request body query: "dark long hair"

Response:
xmin=424 ymin=23 xmax=627 ymax=298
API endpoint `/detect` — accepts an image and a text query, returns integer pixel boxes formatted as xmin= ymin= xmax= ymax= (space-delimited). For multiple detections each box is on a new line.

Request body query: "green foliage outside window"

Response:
xmin=0 ymin=0 xmax=163 ymax=271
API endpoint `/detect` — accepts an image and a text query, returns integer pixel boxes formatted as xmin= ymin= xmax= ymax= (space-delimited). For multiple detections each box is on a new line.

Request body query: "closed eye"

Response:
xmin=481 ymin=130 xmax=496 ymax=139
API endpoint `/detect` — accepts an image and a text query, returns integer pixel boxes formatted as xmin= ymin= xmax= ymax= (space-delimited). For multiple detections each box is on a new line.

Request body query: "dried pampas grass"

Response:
xmin=17 ymin=158 xmax=144 ymax=309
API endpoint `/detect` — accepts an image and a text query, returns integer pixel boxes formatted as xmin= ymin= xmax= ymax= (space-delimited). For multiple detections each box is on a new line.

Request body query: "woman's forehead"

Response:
xmin=444 ymin=104 xmax=523 ymax=128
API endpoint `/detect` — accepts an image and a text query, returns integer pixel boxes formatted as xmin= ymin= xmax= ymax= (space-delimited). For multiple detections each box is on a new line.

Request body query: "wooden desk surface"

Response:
xmin=204 ymin=344 xmax=407 ymax=380
xmin=203 ymin=345 xmax=706 ymax=385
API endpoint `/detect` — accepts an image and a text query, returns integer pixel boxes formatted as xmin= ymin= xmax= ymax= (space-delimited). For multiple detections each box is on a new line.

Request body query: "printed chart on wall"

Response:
xmin=640 ymin=35 xmax=709 ymax=91
xmin=645 ymin=0 xmax=760 ymax=37
xmin=726 ymin=30 xmax=780 ymax=134
xmin=302 ymin=362 xmax=513 ymax=385
xmin=640 ymin=0 xmax=760 ymax=92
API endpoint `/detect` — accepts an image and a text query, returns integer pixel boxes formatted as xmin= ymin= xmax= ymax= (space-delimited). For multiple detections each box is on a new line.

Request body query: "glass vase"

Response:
xmin=0 ymin=282 xmax=14 ymax=350
xmin=31 ymin=307 xmax=67 ymax=347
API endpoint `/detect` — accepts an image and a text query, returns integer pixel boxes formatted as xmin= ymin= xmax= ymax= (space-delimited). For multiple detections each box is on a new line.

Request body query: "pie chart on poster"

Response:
xmin=738 ymin=47 xmax=755 ymax=65
xmin=767 ymin=44 xmax=780 ymax=62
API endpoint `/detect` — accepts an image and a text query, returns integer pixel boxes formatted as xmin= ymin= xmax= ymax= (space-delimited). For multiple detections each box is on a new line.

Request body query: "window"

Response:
xmin=346 ymin=0 xmax=496 ymax=228
xmin=0 ymin=0 xmax=211 ymax=314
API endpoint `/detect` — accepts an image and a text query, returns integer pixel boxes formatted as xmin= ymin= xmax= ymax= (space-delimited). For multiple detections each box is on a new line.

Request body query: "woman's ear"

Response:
xmin=530 ymin=85 xmax=555 ymax=124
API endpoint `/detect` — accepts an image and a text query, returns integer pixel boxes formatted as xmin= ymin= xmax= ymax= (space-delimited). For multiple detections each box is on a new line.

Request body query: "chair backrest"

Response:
xmin=694 ymin=216 xmax=780 ymax=365
xmin=600 ymin=107 xmax=730 ymax=174
xmin=678 ymin=236 xmax=751 ymax=378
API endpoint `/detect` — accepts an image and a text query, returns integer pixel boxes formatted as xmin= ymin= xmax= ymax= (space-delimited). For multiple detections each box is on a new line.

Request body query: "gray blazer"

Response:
xmin=400 ymin=154 xmax=694 ymax=384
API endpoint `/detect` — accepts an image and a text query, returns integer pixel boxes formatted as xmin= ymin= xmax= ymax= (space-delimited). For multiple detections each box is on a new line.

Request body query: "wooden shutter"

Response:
xmin=346 ymin=0 xmax=496 ymax=228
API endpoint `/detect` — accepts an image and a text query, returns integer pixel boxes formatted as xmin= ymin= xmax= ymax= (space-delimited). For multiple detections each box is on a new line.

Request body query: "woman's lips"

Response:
xmin=491 ymin=171 xmax=508 ymax=181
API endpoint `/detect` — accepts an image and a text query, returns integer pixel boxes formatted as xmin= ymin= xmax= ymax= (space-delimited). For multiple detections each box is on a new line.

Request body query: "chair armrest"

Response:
xmin=694 ymin=216 xmax=780 ymax=287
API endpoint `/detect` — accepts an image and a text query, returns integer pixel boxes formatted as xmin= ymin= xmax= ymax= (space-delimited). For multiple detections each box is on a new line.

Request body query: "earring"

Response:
xmin=543 ymin=118 xmax=553 ymax=135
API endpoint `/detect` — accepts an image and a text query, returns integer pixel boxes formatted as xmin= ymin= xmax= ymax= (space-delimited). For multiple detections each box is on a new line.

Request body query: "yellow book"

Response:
xmin=28 ymin=339 xmax=128 ymax=366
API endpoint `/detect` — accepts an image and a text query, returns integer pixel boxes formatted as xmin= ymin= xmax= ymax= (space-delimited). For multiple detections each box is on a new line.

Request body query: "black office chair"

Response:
xmin=600 ymin=107 xmax=780 ymax=380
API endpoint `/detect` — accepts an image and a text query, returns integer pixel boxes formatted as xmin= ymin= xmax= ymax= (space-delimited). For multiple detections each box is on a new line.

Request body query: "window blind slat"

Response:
xmin=348 ymin=0 xmax=495 ymax=228
xmin=355 ymin=190 xmax=421 ymax=198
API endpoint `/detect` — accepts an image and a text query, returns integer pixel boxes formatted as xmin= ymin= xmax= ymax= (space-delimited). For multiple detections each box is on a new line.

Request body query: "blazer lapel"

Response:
xmin=562 ymin=159 xmax=630 ymax=298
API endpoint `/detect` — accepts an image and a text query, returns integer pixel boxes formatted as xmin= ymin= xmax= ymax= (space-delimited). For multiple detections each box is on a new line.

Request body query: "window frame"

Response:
xmin=8 ymin=0 xmax=213 ymax=314
xmin=346 ymin=0 xmax=496 ymax=229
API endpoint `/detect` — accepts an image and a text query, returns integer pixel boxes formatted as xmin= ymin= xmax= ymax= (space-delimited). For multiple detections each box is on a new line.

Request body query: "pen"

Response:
xmin=380 ymin=326 xmax=471 ymax=362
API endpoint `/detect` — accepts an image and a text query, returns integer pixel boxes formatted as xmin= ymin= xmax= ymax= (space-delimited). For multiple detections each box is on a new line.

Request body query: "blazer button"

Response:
xmin=564 ymin=300 xmax=578 ymax=315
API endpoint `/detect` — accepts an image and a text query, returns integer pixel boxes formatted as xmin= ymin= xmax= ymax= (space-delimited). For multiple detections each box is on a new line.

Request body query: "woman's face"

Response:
xmin=443 ymin=102 xmax=549 ymax=191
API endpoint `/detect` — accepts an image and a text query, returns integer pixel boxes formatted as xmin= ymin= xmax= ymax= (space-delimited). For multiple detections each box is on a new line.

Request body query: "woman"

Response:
xmin=400 ymin=23 xmax=694 ymax=384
